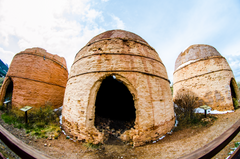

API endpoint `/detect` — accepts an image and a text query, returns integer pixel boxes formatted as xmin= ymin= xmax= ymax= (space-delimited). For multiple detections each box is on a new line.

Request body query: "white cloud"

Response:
xmin=0 ymin=0 xmax=108 ymax=70
xmin=0 ymin=47 xmax=15 ymax=65
xmin=86 ymin=9 xmax=102 ymax=20
xmin=111 ymin=15 xmax=125 ymax=30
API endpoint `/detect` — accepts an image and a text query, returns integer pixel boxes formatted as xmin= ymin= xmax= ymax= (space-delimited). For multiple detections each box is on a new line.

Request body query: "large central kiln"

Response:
xmin=62 ymin=30 xmax=174 ymax=146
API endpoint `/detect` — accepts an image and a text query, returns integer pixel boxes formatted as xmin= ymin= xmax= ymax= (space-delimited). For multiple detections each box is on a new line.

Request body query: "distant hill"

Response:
xmin=0 ymin=59 xmax=8 ymax=77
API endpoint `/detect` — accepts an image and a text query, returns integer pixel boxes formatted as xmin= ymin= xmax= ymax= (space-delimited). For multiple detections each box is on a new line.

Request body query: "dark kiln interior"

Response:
xmin=94 ymin=75 xmax=136 ymax=135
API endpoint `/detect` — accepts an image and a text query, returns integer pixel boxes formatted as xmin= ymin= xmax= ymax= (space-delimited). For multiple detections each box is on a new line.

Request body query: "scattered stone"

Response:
xmin=201 ymin=117 xmax=212 ymax=122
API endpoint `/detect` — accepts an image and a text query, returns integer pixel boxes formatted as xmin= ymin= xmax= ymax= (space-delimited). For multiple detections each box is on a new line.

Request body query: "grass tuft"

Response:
xmin=83 ymin=142 xmax=101 ymax=149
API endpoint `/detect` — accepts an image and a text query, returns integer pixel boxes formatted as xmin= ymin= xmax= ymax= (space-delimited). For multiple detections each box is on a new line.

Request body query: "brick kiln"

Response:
xmin=0 ymin=48 xmax=68 ymax=109
xmin=62 ymin=29 xmax=175 ymax=146
xmin=173 ymin=44 xmax=240 ymax=111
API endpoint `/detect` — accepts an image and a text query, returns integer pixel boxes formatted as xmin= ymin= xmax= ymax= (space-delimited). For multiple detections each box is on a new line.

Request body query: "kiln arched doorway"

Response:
xmin=0 ymin=77 xmax=13 ymax=106
xmin=230 ymin=78 xmax=240 ymax=109
xmin=94 ymin=75 xmax=136 ymax=136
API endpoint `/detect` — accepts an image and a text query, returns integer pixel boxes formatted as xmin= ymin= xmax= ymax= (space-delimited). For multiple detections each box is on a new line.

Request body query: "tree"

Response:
xmin=0 ymin=77 xmax=4 ymax=88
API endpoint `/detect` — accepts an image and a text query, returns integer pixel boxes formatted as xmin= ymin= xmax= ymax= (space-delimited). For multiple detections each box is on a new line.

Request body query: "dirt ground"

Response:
xmin=0 ymin=109 xmax=240 ymax=159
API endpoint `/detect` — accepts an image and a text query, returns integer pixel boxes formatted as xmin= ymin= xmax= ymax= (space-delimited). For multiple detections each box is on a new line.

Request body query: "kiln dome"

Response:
xmin=175 ymin=44 xmax=222 ymax=71
xmin=86 ymin=29 xmax=148 ymax=45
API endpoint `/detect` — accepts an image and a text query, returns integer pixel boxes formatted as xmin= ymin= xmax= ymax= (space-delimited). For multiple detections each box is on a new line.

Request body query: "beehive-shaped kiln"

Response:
xmin=173 ymin=44 xmax=240 ymax=111
xmin=0 ymin=48 xmax=68 ymax=109
xmin=62 ymin=30 xmax=175 ymax=146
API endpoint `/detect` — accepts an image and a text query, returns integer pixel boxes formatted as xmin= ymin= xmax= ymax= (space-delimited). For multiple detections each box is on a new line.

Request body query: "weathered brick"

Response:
xmin=62 ymin=30 xmax=175 ymax=146
xmin=173 ymin=44 xmax=240 ymax=111
xmin=0 ymin=48 xmax=68 ymax=109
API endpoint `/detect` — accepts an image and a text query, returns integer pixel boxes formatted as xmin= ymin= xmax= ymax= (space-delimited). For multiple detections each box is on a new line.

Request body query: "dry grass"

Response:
xmin=1 ymin=106 xmax=61 ymax=139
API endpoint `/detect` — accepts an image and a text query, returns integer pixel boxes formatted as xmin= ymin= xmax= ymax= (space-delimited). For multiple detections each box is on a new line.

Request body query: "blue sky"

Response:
xmin=0 ymin=0 xmax=240 ymax=83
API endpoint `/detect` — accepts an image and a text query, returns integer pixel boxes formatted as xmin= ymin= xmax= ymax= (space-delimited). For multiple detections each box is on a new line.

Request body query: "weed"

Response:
xmin=34 ymin=121 xmax=45 ymax=128
xmin=83 ymin=142 xmax=101 ymax=149
xmin=235 ymin=142 xmax=240 ymax=147
xmin=227 ymin=142 xmax=240 ymax=157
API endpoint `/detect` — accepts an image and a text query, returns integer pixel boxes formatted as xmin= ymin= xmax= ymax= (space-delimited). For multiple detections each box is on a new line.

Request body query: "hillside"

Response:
xmin=0 ymin=59 xmax=8 ymax=77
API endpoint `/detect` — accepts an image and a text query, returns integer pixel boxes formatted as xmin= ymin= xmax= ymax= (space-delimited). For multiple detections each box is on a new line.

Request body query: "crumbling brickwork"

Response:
xmin=62 ymin=30 xmax=175 ymax=146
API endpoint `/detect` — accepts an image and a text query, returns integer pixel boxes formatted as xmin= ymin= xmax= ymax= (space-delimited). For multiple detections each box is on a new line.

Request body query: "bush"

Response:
xmin=28 ymin=106 xmax=59 ymax=125
xmin=174 ymin=91 xmax=216 ymax=130
xmin=174 ymin=91 xmax=197 ymax=124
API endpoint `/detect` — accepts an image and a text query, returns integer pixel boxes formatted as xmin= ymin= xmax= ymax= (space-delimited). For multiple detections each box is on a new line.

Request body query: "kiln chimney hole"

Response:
xmin=94 ymin=75 xmax=135 ymax=135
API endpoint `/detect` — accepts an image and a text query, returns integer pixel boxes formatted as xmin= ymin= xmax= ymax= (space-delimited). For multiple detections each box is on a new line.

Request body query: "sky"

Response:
xmin=0 ymin=0 xmax=240 ymax=83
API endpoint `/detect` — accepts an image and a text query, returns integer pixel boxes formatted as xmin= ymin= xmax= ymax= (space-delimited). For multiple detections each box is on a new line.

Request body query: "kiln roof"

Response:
xmin=19 ymin=47 xmax=67 ymax=68
xmin=174 ymin=44 xmax=222 ymax=71
xmin=86 ymin=30 xmax=148 ymax=45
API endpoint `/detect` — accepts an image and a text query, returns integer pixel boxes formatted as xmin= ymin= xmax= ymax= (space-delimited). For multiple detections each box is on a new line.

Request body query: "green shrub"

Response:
xmin=83 ymin=142 xmax=101 ymax=149
xmin=174 ymin=91 xmax=216 ymax=130
xmin=1 ymin=113 xmax=16 ymax=124
xmin=34 ymin=121 xmax=45 ymax=128
xmin=235 ymin=142 xmax=240 ymax=147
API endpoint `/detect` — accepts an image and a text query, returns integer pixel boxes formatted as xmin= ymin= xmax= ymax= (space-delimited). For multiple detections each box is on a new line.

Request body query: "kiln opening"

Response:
xmin=230 ymin=78 xmax=239 ymax=109
xmin=94 ymin=75 xmax=136 ymax=136
xmin=4 ymin=79 xmax=13 ymax=102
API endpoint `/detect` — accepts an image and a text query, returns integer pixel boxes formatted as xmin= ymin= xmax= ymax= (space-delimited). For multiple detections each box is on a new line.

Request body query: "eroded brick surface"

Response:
xmin=173 ymin=44 xmax=240 ymax=111
xmin=62 ymin=30 xmax=175 ymax=146
xmin=0 ymin=48 xmax=68 ymax=109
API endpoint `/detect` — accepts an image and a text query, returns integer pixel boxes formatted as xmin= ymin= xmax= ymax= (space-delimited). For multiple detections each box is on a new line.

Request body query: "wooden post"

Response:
xmin=199 ymin=105 xmax=211 ymax=118
xmin=20 ymin=106 xmax=33 ymax=125
xmin=25 ymin=111 xmax=28 ymax=124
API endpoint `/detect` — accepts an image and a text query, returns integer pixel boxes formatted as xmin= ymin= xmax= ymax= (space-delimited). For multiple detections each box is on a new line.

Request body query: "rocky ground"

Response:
xmin=0 ymin=109 xmax=240 ymax=159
